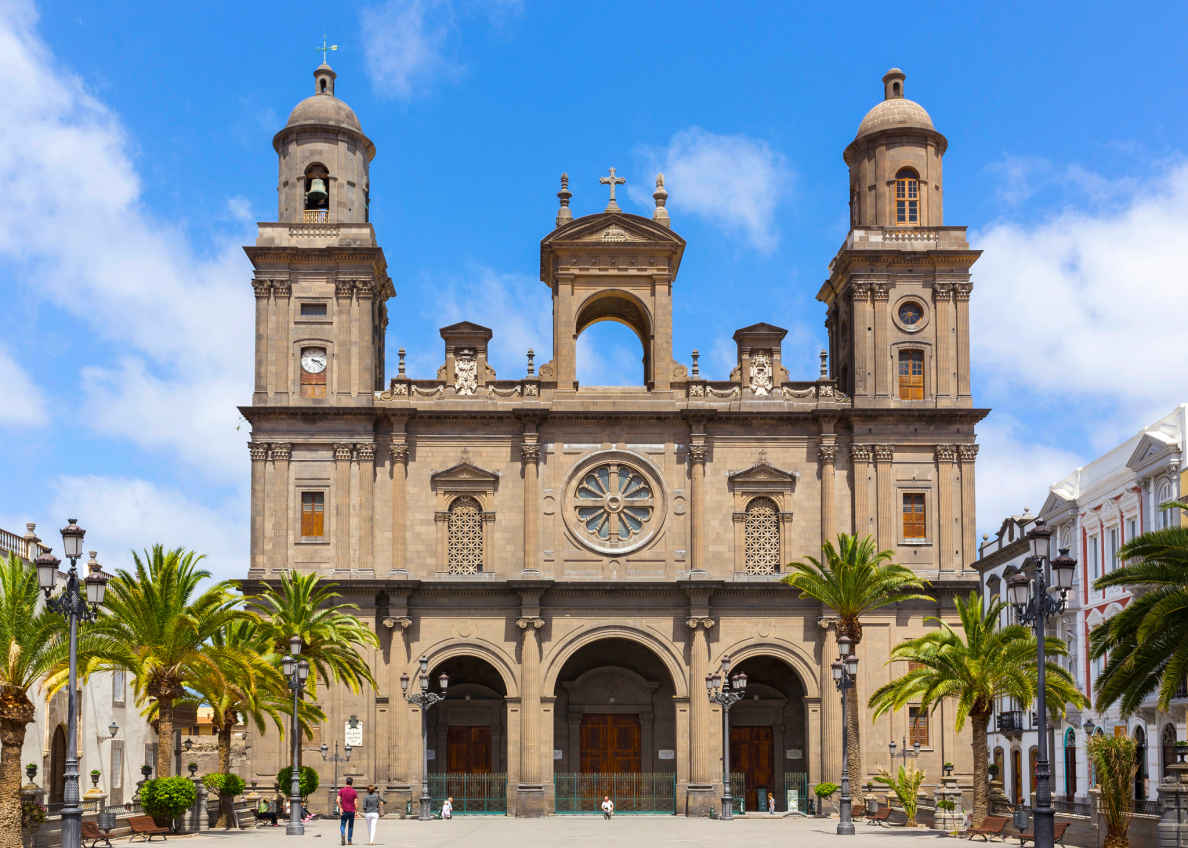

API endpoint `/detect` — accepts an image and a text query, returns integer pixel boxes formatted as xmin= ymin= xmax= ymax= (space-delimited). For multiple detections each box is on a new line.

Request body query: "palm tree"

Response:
xmin=1090 ymin=499 xmax=1188 ymax=713
xmin=782 ymin=533 xmax=933 ymax=793
xmin=65 ymin=546 xmax=242 ymax=778
xmin=0 ymin=554 xmax=66 ymax=848
xmin=868 ymin=591 xmax=1086 ymax=827
xmin=1088 ymin=732 xmax=1138 ymax=848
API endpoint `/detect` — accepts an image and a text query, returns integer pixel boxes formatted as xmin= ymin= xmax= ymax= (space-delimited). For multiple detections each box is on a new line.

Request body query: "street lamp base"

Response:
xmin=286 ymin=821 xmax=305 ymax=836
xmin=419 ymin=795 xmax=433 ymax=821
xmin=720 ymin=795 xmax=733 ymax=820
xmin=836 ymin=821 xmax=855 ymax=835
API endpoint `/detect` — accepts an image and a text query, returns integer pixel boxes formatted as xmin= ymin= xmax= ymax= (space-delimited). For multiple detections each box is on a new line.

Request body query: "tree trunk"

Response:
xmin=970 ymin=710 xmax=991 ymax=827
xmin=216 ymin=721 xmax=236 ymax=828
xmin=0 ymin=687 xmax=35 ymax=848
xmin=156 ymin=696 xmax=174 ymax=779
xmin=845 ymin=679 xmax=863 ymax=806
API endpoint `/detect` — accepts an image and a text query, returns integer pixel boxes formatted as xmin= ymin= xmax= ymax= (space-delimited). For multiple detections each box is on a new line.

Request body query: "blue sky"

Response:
xmin=3 ymin=0 xmax=1186 ymax=578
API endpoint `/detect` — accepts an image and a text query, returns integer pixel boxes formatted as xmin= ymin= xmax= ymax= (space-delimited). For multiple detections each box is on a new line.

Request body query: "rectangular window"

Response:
xmin=1088 ymin=536 xmax=1099 ymax=580
xmin=1108 ymin=528 xmax=1119 ymax=573
xmin=903 ymin=493 xmax=926 ymax=540
xmin=908 ymin=705 xmax=929 ymax=747
xmin=897 ymin=350 xmax=925 ymax=400
xmin=299 ymin=302 xmax=328 ymax=317
xmin=112 ymin=669 xmax=125 ymax=705
xmin=1126 ymin=518 xmax=1136 ymax=546
xmin=301 ymin=492 xmax=325 ymax=538
xmin=111 ymin=741 xmax=124 ymax=790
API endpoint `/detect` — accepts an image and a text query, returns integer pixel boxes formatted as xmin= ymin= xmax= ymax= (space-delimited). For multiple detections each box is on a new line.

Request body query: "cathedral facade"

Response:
xmin=241 ymin=63 xmax=986 ymax=816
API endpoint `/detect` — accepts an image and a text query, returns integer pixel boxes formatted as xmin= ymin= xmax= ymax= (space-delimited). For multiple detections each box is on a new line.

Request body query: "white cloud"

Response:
xmin=45 ymin=475 xmax=248 ymax=581
xmin=0 ymin=344 xmax=48 ymax=426
xmin=633 ymin=128 xmax=792 ymax=252
xmin=0 ymin=3 xmax=252 ymax=480
xmin=360 ymin=0 xmax=522 ymax=99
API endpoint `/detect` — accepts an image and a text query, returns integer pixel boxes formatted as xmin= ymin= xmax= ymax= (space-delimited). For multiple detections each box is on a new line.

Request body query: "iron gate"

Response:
xmin=554 ymin=772 xmax=676 ymax=814
xmin=428 ymin=772 xmax=507 ymax=815
xmin=784 ymin=771 xmax=809 ymax=813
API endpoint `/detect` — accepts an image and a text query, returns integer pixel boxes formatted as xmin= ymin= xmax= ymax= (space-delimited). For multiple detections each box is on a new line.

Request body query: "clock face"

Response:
xmin=300 ymin=348 xmax=327 ymax=374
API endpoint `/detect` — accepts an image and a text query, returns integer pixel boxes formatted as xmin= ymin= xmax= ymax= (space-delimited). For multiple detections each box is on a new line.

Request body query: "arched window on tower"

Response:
xmin=304 ymin=163 xmax=330 ymax=223
xmin=447 ymin=496 xmax=484 ymax=575
xmin=743 ymin=497 xmax=781 ymax=575
xmin=898 ymin=349 xmax=925 ymax=400
xmin=893 ymin=168 xmax=920 ymax=225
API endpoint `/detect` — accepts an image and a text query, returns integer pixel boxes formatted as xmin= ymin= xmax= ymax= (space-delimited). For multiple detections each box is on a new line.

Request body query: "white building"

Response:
xmin=974 ymin=404 xmax=1186 ymax=813
xmin=0 ymin=523 xmax=157 ymax=808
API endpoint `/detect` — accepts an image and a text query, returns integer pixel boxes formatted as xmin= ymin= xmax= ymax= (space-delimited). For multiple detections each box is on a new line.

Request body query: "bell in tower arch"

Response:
xmin=306 ymin=178 xmax=328 ymax=209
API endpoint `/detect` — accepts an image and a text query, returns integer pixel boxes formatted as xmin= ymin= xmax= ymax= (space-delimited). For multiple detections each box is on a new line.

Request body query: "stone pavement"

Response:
xmin=170 ymin=815 xmax=958 ymax=848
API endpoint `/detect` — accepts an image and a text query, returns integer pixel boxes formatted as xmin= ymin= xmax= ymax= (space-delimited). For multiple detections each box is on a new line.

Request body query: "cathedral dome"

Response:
xmin=853 ymin=68 xmax=935 ymax=140
xmin=285 ymin=65 xmax=362 ymax=132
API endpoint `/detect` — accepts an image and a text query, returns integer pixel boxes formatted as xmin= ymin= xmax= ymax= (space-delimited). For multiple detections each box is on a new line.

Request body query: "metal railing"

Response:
xmin=554 ymin=772 xmax=676 ymax=814
xmin=428 ymin=772 xmax=507 ymax=815
xmin=303 ymin=209 xmax=329 ymax=223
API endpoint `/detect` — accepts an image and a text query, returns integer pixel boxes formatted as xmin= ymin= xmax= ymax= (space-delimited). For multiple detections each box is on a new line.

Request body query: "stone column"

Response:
xmin=334 ymin=443 xmax=353 ymax=573
xmin=272 ymin=282 xmax=291 ymax=401
xmin=357 ymin=443 xmax=375 ymax=572
xmin=685 ymin=616 xmax=716 ymax=814
xmin=249 ymin=442 xmax=268 ymax=576
xmin=554 ymin=274 xmax=575 ymax=389
xmin=959 ymin=445 xmax=979 ymax=569
xmin=875 ymin=445 xmax=895 ymax=552
xmin=389 ymin=435 xmax=409 ymax=575
xmin=955 ymin=284 xmax=973 ymax=401
xmin=689 ymin=440 xmax=708 ymax=571
xmin=521 ymin=434 xmax=541 ymax=573
xmin=819 ymin=442 xmax=837 ymax=546
xmin=252 ymin=281 xmax=270 ymax=401
xmin=873 ymin=284 xmax=890 ymax=400
xmin=851 ymin=284 xmax=873 ymax=398
xmin=356 ymin=281 xmax=374 ymax=394
xmin=851 ymin=445 xmax=874 ymax=540
xmin=271 ymin=444 xmax=291 ymax=566
xmin=935 ymin=445 xmax=957 ymax=571
xmin=335 ymin=281 xmax=353 ymax=399
xmin=651 ymin=274 xmax=673 ymax=391
xmin=934 ymin=284 xmax=955 ymax=401
xmin=515 ymin=616 xmax=546 ymax=816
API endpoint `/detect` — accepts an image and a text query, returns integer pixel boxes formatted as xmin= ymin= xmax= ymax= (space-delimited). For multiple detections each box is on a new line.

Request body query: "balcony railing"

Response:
xmin=996 ymin=710 xmax=1025 ymax=733
xmin=303 ymin=209 xmax=329 ymax=223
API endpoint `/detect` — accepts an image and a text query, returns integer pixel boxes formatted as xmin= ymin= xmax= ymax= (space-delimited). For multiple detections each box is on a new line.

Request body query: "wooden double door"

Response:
xmin=579 ymin=714 xmax=642 ymax=773
xmin=447 ymin=725 xmax=493 ymax=773
xmin=731 ymin=726 xmax=774 ymax=811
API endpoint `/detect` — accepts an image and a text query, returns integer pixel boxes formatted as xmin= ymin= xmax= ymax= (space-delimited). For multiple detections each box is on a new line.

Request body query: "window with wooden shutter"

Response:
xmin=898 ymin=349 xmax=925 ymax=400
xmin=300 ymin=491 xmax=324 ymax=538
xmin=909 ymin=705 xmax=929 ymax=747
xmin=903 ymin=493 xmax=926 ymax=540
xmin=894 ymin=168 xmax=920 ymax=225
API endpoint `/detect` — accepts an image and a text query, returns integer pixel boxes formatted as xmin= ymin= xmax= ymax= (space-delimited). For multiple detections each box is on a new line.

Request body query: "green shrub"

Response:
xmin=202 ymin=773 xmax=247 ymax=797
xmin=813 ymin=781 xmax=840 ymax=799
xmin=276 ymin=765 xmax=320 ymax=798
xmin=873 ymin=765 xmax=925 ymax=827
xmin=139 ymin=777 xmax=198 ymax=818
xmin=937 ymin=798 xmax=955 ymax=811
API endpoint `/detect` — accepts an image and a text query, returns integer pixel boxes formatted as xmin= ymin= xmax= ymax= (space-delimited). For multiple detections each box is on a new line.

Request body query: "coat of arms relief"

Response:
xmin=749 ymin=352 xmax=773 ymax=396
xmin=454 ymin=349 xmax=478 ymax=395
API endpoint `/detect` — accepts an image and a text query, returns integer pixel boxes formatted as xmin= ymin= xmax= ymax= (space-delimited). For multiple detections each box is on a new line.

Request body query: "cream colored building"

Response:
xmin=241 ymin=64 xmax=987 ymax=815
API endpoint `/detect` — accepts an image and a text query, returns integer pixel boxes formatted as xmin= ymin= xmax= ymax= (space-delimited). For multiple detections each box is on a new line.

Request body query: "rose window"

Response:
xmin=573 ymin=463 xmax=656 ymax=547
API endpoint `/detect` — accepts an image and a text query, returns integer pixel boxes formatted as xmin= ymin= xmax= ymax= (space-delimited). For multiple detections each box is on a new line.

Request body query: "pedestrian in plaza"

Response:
xmin=257 ymin=796 xmax=279 ymax=825
xmin=362 ymin=785 xmax=384 ymax=844
xmin=442 ymin=796 xmax=454 ymax=820
xmin=601 ymin=795 xmax=614 ymax=819
xmin=768 ymin=792 xmax=776 ymax=815
xmin=337 ymin=776 xmax=359 ymax=845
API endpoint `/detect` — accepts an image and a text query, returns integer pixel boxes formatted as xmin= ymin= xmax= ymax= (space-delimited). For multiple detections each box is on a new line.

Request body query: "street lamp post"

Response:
xmin=281 ymin=635 xmax=310 ymax=836
xmin=1006 ymin=518 xmax=1076 ymax=848
xmin=705 ymin=655 xmax=748 ymax=820
xmin=321 ymin=736 xmax=353 ymax=811
xmin=831 ymin=635 xmax=861 ymax=836
xmin=888 ymin=737 xmax=921 ymax=771
xmin=35 ymin=521 xmax=108 ymax=848
xmin=401 ymin=657 xmax=449 ymax=820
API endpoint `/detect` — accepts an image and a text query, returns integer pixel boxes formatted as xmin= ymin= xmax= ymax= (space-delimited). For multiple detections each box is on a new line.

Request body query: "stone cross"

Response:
xmin=317 ymin=36 xmax=339 ymax=64
xmin=600 ymin=167 xmax=626 ymax=212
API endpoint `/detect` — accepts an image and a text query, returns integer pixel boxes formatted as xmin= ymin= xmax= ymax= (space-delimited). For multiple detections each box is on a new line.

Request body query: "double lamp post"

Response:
xmin=705 ymin=655 xmax=747 ymax=820
xmin=281 ymin=635 xmax=310 ymax=836
xmin=401 ymin=657 xmax=450 ymax=821
xmin=831 ymin=635 xmax=860 ymax=835
xmin=1005 ymin=518 xmax=1076 ymax=848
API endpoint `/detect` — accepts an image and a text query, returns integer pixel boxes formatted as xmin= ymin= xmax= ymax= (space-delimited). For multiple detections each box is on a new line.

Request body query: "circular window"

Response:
xmin=564 ymin=452 xmax=666 ymax=555
xmin=898 ymin=302 xmax=923 ymax=325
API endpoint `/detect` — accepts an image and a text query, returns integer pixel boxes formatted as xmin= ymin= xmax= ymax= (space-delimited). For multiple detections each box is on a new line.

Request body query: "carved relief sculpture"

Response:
xmin=750 ymin=352 xmax=773 ymax=396
xmin=454 ymin=348 xmax=478 ymax=396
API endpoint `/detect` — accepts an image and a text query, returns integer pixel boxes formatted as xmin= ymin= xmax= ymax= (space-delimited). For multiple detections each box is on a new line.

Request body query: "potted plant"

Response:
xmin=24 ymin=763 xmax=37 ymax=784
xmin=988 ymin=762 xmax=1000 ymax=779
xmin=874 ymin=765 xmax=926 ymax=827
xmin=936 ymin=798 xmax=958 ymax=835
xmin=942 ymin=761 xmax=955 ymax=777
xmin=139 ymin=777 xmax=198 ymax=829
xmin=90 ymin=768 xmax=102 ymax=789
xmin=1088 ymin=734 xmax=1138 ymax=848
xmin=188 ymin=762 xmax=199 ymax=777
xmin=813 ymin=781 xmax=840 ymax=817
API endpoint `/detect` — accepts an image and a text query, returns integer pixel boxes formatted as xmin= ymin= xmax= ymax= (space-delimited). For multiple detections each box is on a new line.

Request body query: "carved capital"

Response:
xmin=381 ymin=616 xmax=413 ymax=631
xmin=334 ymin=443 xmax=354 ymax=462
xmin=521 ymin=443 xmax=541 ymax=464
xmin=272 ymin=282 xmax=291 ymax=298
xmin=850 ymin=282 xmax=872 ymax=301
xmin=248 ymin=441 xmax=268 ymax=461
xmin=251 ymin=280 xmax=271 ymax=299
xmin=390 ymin=442 xmax=409 ymax=464
xmin=871 ymin=283 xmax=890 ymax=302
xmin=354 ymin=280 xmax=375 ymax=299
xmin=874 ymin=445 xmax=895 ymax=463
xmin=688 ymin=444 xmax=708 ymax=465
xmin=516 ymin=616 xmax=545 ymax=631
xmin=933 ymin=283 xmax=954 ymax=302
xmin=934 ymin=444 xmax=958 ymax=463
xmin=959 ymin=444 xmax=980 ymax=463
xmin=850 ymin=444 xmax=873 ymax=464
xmin=954 ymin=283 xmax=973 ymax=302
xmin=269 ymin=443 xmax=291 ymax=461
xmin=356 ymin=443 xmax=376 ymax=462
xmin=335 ymin=280 xmax=354 ymax=299
xmin=818 ymin=444 xmax=837 ymax=464
xmin=685 ymin=617 xmax=716 ymax=631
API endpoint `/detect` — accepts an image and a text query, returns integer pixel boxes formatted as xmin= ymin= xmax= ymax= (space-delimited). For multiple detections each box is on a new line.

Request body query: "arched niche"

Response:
xmin=574 ymin=290 xmax=653 ymax=387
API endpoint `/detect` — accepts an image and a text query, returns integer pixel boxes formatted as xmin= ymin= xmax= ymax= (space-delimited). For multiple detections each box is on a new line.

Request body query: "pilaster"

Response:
xmin=875 ymin=444 xmax=895 ymax=552
xmin=688 ymin=427 xmax=709 ymax=571
xmin=851 ymin=283 xmax=873 ymax=398
xmin=955 ymin=284 xmax=973 ymax=402
xmin=520 ymin=419 xmax=543 ymax=573
xmin=334 ymin=443 xmax=352 ymax=573
xmin=252 ymin=281 xmax=270 ymax=402
xmin=935 ymin=444 xmax=957 ymax=571
xmin=248 ymin=442 xmax=268 ymax=576
xmin=959 ymin=444 xmax=979 ymax=568
xmin=335 ymin=280 xmax=353 ymax=400
xmin=872 ymin=284 xmax=890 ymax=400
xmin=515 ymin=611 xmax=546 ymax=816
xmin=851 ymin=444 xmax=874 ymax=540
xmin=933 ymin=284 xmax=955 ymax=402
xmin=357 ymin=443 xmax=375 ymax=572
xmin=356 ymin=280 xmax=375 ymax=394
xmin=819 ymin=441 xmax=838 ymax=545
xmin=272 ymin=282 xmax=291 ymax=402
xmin=389 ymin=428 xmax=409 ymax=575
xmin=685 ymin=614 xmax=716 ymax=814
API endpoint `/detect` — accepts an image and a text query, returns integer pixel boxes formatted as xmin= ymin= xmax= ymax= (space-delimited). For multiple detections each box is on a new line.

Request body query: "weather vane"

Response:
xmin=317 ymin=35 xmax=339 ymax=64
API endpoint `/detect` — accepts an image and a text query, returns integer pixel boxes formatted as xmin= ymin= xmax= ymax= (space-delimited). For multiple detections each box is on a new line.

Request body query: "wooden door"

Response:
xmin=730 ymin=726 xmax=774 ymax=811
xmin=446 ymin=726 xmax=492 ymax=773
xmin=579 ymin=714 xmax=641 ymax=774
xmin=1011 ymin=749 xmax=1023 ymax=804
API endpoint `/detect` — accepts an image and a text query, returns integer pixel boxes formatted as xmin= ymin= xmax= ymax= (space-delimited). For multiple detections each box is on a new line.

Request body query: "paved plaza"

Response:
xmin=172 ymin=816 xmax=961 ymax=848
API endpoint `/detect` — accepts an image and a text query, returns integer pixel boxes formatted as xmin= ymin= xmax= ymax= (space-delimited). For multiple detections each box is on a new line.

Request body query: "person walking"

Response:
xmin=768 ymin=792 xmax=776 ymax=815
xmin=337 ymin=777 xmax=359 ymax=845
xmin=601 ymin=795 xmax=614 ymax=819
xmin=442 ymin=796 xmax=453 ymax=820
xmin=362 ymin=785 xmax=384 ymax=844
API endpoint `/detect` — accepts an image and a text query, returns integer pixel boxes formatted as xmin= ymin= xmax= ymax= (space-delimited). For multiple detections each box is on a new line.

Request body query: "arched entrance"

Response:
xmin=1010 ymin=748 xmax=1023 ymax=804
xmin=552 ymin=637 xmax=678 ymax=813
xmin=727 ymin=655 xmax=809 ymax=812
xmin=50 ymin=724 xmax=66 ymax=806
xmin=425 ymin=654 xmax=509 ymax=814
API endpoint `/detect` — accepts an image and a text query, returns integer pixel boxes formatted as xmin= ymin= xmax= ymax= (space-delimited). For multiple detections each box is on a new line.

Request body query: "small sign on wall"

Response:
xmin=553 ymin=750 xmax=563 ymax=760
xmin=427 ymin=749 xmax=436 ymax=761
xmin=345 ymin=721 xmax=364 ymax=747
xmin=785 ymin=748 xmax=802 ymax=760
xmin=658 ymin=749 xmax=675 ymax=760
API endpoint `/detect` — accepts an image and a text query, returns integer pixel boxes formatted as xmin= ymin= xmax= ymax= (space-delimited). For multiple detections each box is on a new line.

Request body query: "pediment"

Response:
xmin=1126 ymin=432 xmax=1176 ymax=471
xmin=430 ymin=462 xmax=500 ymax=491
xmin=728 ymin=462 xmax=799 ymax=488
xmin=1039 ymin=490 xmax=1073 ymax=518
xmin=733 ymin=322 xmax=789 ymax=339
xmin=545 ymin=212 xmax=686 ymax=247
xmin=439 ymin=321 xmax=493 ymax=338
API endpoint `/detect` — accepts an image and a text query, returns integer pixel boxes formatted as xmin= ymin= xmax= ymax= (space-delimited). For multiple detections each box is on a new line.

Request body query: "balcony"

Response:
xmin=303 ymin=209 xmax=329 ymax=223
xmin=996 ymin=710 xmax=1025 ymax=734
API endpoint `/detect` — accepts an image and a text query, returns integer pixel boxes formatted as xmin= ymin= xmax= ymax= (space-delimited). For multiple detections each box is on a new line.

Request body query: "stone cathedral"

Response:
xmin=241 ymin=63 xmax=986 ymax=816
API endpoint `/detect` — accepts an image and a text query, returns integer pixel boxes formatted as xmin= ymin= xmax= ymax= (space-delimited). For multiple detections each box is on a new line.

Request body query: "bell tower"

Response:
xmin=246 ymin=63 xmax=393 ymax=407
xmin=819 ymin=69 xmax=979 ymax=409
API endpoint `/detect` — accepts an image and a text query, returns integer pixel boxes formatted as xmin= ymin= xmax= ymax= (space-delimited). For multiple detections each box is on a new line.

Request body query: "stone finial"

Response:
xmin=691 ymin=349 xmax=700 ymax=377
xmin=819 ymin=349 xmax=828 ymax=379
xmin=883 ymin=67 xmax=906 ymax=100
xmin=556 ymin=173 xmax=573 ymax=227
xmin=397 ymin=348 xmax=406 ymax=377
xmin=526 ymin=348 xmax=535 ymax=375
xmin=652 ymin=173 xmax=670 ymax=227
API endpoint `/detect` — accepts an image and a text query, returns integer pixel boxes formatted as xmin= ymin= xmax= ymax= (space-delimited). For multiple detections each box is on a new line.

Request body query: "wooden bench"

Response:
xmin=869 ymin=805 xmax=891 ymax=825
xmin=81 ymin=821 xmax=112 ymax=848
xmin=1017 ymin=821 xmax=1069 ymax=846
xmin=128 ymin=815 xmax=169 ymax=841
xmin=968 ymin=815 xmax=1009 ymax=841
